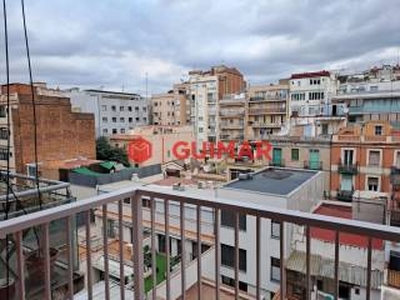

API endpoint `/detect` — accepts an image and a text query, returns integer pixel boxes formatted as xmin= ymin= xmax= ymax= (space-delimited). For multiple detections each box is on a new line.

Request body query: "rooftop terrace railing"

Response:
xmin=1 ymin=186 xmax=400 ymax=299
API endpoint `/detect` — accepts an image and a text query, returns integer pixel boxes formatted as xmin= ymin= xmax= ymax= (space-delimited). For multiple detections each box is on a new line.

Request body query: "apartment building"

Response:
xmin=188 ymin=65 xmax=245 ymax=144
xmin=63 ymin=88 xmax=149 ymax=137
xmin=247 ymin=83 xmax=289 ymax=139
xmin=289 ymin=71 xmax=338 ymax=118
xmin=151 ymin=84 xmax=189 ymax=126
xmin=330 ymin=121 xmax=400 ymax=201
xmin=287 ymin=201 xmax=384 ymax=300
xmin=333 ymin=77 xmax=400 ymax=124
xmin=217 ymin=167 xmax=325 ymax=300
xmin=109 ymin=125 xmax=194 ymax=167
xmin=0 ymin=83 xmax=96 ymax=175
xmin=219 ymin=93 xmax=246 ymax=142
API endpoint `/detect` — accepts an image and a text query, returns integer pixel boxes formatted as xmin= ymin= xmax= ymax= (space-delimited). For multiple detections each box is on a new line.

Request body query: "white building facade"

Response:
xmin=188 ymin=74 xmax=219 ymax=145
xmin=63 ymin=88 xmax=149 ymax=137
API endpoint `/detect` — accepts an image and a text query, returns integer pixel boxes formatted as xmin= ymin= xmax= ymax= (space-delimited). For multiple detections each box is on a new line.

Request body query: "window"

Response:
xmin=368 ymin=150 xmax=380 ymax=166
xmin=120 ymin=106 xmax=124 ymax=111
xmin=120 ymin=117 xmax=125 ymax=122
xmin=396 ymin=151 xmax=400 ymax=168
xmin=221 ymin=210 xmax=246 ymax=230
xmin=102 ymin=128 xmax=108 ymax=134
xmin=343 ymin=149 xmax=354 ymax=165
xmin=123 ymin=198 xmax=130 ymax=204
xmin=367 ymin=177 xmax=379 ymax=191
xmin=128 ymin=117 xmax=133 ymax=123
xmin=271 ymin=257 xmax=280 ymax=282
xmin=271 ymin=221 xmax=280 ymax=239
xmin=102 ymin=117 xmax=108 ymax=123
xmin=142 ymin=198 xmax=151 ymax=208
xmin=291 ymin=149 xmax=299 ymax=161
xmin=0 ymin=128 xmax=8 ymax=140
xmin=128 ymin=106 xmax=132 ymax=112
xmin=136 ymin=117 xmax=140 ymax=122
xmin=199 ymin=127 xmax=204 ymax=133
xmin=135 ymin=107 xmax=139 ymax=111
xmin=221 ymin=276 xmax=248 ymax=292
xmin=107 ymin=219 xmax=115 ymax=238
xmin=375 ymin=125 xmax=382 ymax=136
xmin=112 ymin=117 xmax=117 ymax=123
xmin=0 ymin=148 xmax=10 ymax=160
xmin=221 ymin=244 xmax=246 ymax=272
xmin=143 ymin=107 xmax=147 ymax=111
xmin=101 ymin=105 xmax=107 ymax=111
xmin=120 ymin=128 xmax=125 ymax=134
xmin=112 ymin=128 xmax=117 ymax=134
xmin=111 ymin=105 xmax=116 ymax=111
xmin=322 ymin=124 xmax=328 ymax=135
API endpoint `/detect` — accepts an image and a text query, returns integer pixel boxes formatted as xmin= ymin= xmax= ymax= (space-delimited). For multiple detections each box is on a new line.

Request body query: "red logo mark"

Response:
xmin=128 ymin=137 xmax=152 ymax=163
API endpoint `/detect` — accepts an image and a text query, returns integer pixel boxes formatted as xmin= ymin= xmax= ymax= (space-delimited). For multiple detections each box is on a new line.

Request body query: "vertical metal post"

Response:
xmin=366 ymin=237 xmax=372 ymax=300
xmin=180 ymin=202 xmax=186 ymax=299
xmin=280 ymin=221 xmax=286 ymax=300
xmin=85 ymin=210 xmax=93 ymax=300
xmin=132 ymin=193 xmax=144 ymax=300
xmin=151 ymin=197 xmax=157 ymax=300
xmin=256 ymin=216 xmax=261 ymax=300
xmin=197 ymin=205 xmax=202 ymax=300
xmin=165 ymin=199 xmax=171 ymax=300
xmin=118 ymin=200 xmax=125 ymax=300
xmin=15 ymin=231 xmax=26 ymax=300
xmin=43 ymin=223 xmax=51 ymax=300
xmin=334 ymin=231 xmax=339 ymax=300
xmin=66 ymin=216 xmax=74 ymax=300
xmin=102 ymin=204 xmax=110 ymax=300
xmin=306 ymin=225 xmax=311 ymax=300
xmin=234 ymin=212 xmax=239 ymax=299
xmin=215 ymin=208 xmax=221 ymax=300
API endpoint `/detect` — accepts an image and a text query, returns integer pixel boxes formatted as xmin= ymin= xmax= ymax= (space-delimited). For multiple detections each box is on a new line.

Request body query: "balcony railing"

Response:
xmin=303 ymin=160 xmax=323 ymax=170
xmin=336 ymin=189 xmax=354 ymax=202
xmin=338 ymin=161 xmax=358 ymax=175
xmin=1 ymin=186 xmax=400 ymax=300
xmin=388 ymin=269 xmax=400 ymax=288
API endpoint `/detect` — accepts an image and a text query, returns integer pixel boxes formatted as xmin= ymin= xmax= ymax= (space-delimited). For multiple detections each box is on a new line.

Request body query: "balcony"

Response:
xmin=388 ymin=269 xmax=400 ymax=288
xmin=303 ymin=160 xmax=323 ymax=170
xmin=391 ymin=167 xmax=400 ymax=186
xmin=336 ymin=189 xmax=354 ymax=202
xmin=1 ymin=186 xmax=400 ymax=300
xmin=338 ymin=161 xmax=358 ymax=175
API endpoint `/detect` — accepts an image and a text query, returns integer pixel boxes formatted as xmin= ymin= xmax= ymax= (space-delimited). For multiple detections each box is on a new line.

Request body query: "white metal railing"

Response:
xmin=1 ymin=186 xmax=400 ymax=300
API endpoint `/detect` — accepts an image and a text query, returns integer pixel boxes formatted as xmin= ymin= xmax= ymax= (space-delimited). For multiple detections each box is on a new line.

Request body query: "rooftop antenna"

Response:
xmin=145 ymin=72 xmax=148 ymax=99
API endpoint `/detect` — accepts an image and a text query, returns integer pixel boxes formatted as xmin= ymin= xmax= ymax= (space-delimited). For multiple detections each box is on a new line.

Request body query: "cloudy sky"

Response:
xmin=1 ymin=0 xmax=400 ymax=94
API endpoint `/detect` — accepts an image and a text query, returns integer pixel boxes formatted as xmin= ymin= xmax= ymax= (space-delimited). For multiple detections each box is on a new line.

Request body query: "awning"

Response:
xmin=286 ymin=251 xmax=383 ymax=289
xmin=72 ymin=167 xmax=101 ymax=176
xmin=100 ymin=161 xmax=117 ymax=170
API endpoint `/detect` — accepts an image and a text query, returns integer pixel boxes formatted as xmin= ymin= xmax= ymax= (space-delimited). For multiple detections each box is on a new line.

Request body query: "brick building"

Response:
xmin=0 ymin=83 xmax=96 ymax=176
xmin=331 ymin=121 xmax=400 ymax=201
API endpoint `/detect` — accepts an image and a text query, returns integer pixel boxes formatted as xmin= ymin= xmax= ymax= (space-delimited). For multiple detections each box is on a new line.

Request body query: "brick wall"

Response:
xmin=7 ymin=85 xmax=95 ymax=174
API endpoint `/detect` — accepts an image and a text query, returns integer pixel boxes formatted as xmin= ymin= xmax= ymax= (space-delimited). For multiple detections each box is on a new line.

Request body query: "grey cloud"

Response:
xmin=0 ymin=0 xmax=399 ymax=93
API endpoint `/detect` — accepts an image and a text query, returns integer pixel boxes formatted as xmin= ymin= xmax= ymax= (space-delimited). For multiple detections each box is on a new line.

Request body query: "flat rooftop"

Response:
xmin=224 ymin=167 xmax=317 ymax=195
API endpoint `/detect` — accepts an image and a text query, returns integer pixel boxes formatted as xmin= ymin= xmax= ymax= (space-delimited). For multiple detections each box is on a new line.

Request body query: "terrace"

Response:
xmin=0 ymin=185 xmax=400 ymax=299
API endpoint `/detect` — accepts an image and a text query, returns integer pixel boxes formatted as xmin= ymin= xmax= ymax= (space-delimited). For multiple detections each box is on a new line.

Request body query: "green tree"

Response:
xmin=96 ymin=137 xmax=130 ymax=167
